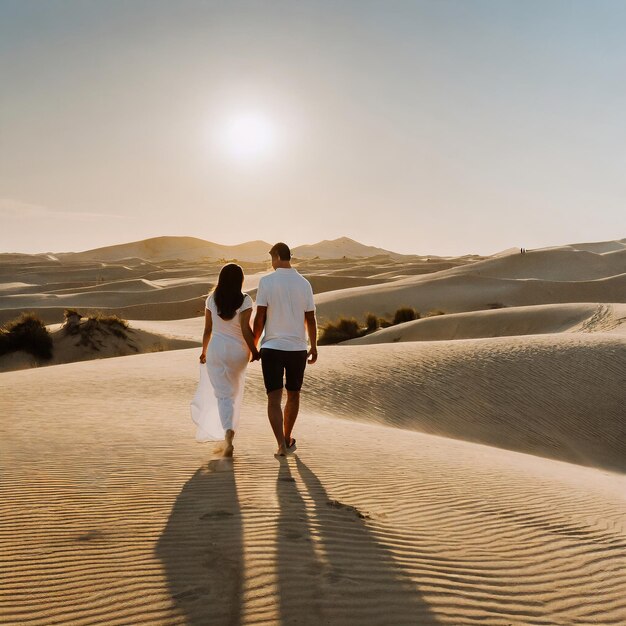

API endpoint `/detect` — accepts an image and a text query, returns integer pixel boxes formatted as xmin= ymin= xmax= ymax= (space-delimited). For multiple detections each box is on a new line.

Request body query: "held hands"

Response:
xmin=201 ymin=350 xmax=259 ymax=363
xmin=307 ymin=348 xmax=318 ymax=364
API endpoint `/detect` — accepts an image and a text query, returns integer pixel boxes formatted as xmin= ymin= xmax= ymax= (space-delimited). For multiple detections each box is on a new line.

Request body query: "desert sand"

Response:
xmin=1 ymin=236 xmax=625 ymax=625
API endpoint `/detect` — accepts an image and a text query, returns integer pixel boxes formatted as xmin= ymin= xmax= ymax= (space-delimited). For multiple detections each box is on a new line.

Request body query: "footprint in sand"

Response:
xmin=172 ymin=586 xmax=208 ymax=601
xmin=326 ymin=499 xmax=371 ymax=520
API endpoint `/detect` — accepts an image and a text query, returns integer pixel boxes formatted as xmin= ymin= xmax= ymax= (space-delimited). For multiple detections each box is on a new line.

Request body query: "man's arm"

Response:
xmin=253 ymin=305 xmax=267 ymax=344
xmin=305 ymin=310 xmax=317 ymax=364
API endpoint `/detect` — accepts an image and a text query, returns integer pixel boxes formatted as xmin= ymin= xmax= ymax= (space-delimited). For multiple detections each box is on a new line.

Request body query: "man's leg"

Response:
xmin=284 ymin=390 xmax=300 ymax=445
xmin=283 ymin=351 xmax=308 ymax=448
xmin=261 ymin=349 xmax=288 ymax=455
xmin=267 ymin=389 xmax=287 ymax=454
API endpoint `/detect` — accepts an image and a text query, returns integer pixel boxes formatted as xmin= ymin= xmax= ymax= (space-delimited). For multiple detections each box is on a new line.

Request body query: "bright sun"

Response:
xmin=218 ymin=112 xmax=276 ymax=161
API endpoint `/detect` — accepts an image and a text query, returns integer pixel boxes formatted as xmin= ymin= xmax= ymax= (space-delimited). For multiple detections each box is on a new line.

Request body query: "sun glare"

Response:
xmin=218 ymin=112 xmax=276 ymax=161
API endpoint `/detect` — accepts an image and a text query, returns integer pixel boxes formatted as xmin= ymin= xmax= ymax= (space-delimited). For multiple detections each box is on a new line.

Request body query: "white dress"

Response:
xmin=190 ymin=293 xmax=253 ymax=442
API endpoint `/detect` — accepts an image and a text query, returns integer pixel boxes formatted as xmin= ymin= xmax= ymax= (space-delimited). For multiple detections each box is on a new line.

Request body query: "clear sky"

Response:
xmin=1 ymin=0 xmax=625 ymax=256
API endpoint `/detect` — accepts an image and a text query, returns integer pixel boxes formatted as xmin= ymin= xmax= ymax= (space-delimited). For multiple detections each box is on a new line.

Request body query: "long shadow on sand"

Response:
xmin=155 ymin=459 xmax=242 ymax=626
xmin=277 ymin=458 xmax=439 ymax=625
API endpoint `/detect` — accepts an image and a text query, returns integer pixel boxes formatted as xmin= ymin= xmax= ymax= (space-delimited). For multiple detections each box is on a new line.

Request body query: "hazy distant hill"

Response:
xmin=58 ymin=237 xmax=273 ymax=263
xmin=292 ymin=237 xmax=407 ymax=260
xmin=41 ymin=236 xmax=408 ymax=262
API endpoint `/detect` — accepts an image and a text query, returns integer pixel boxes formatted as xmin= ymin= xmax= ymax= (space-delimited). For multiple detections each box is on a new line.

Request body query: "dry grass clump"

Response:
xmin=318 ymin=317 xmax=365 ymax=345
xmin=62 ymin=310 xmax=134 ymax=351
xmin=392 ymin=307 xmax=420 ymax=325
xmin=365 ymin=313 xmax=379 ymax=333
xmin=0 ymin=312 xmax=53 ymax=360
xmin=91 ymin=313 xmax=129 ymax=337
xmin=320 ymin=307 xmax=424 ymax=345
xmin=426 ymin=309 xmax=446 ymax=317
xmin=487 ymin=302 xmax=506 ymax=309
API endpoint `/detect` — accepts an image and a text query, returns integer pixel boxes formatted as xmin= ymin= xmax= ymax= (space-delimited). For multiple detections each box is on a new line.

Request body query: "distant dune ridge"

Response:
xmin=314 ymin=241 xmax=626 ymax=322
xmin=346 ymin=303 xmax=626 ymax=344
xmin=292 ymin=236 xmax=408 ymax=260
xmin=1 ymin=235 xmax=410 ymax=264
xmin=1 ymin=236 xmax=626 ymax=624
xmin=60 ymin=237 xmax=274 ymax=263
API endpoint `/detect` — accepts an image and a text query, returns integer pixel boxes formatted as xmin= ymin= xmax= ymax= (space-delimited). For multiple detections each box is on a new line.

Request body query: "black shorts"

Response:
xmin=260 ymin=348 xmax=308 ymax=393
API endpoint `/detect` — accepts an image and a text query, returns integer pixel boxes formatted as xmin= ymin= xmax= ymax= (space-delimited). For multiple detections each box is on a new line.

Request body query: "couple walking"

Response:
xmin=190 ymin=242 xmax=318 ymax=457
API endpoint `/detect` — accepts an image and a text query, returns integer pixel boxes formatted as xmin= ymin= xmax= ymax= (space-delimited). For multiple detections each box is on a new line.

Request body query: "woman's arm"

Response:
xmin=240 ymin=308 xmax=260 ymax=361
xmin=199 ymin=309 xmax=212 ymax=363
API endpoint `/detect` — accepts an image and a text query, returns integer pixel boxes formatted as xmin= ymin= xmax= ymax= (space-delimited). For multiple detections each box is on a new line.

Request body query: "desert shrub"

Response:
xmin=63 ymin=309 xmax=82 ymax=335
xmin=64 ymin=311 xmax=132 ymax=349
xmin=487 ymin=302 xmax=506 ymax=309
xmin=63 ymin=310 xmax=129 ymax=340
xmin=378 ymin=317 xmax=393 ymax=328
xmin=426 ymin=309 xmax=446 ymax=317
xmin=318 ymin=317 xmax=364 ymax=345
xmin=364 ymin=313 xmax=379 ymax=333
xmin=0 ymin=313 xmax=53 ymax=360
xmin=392 ymin=307 xmax=420 ymax=325
xmin=90 ymin=313 xmax=129 ymax=337
xmin=0 ymin=331 xmax=10 ymax=356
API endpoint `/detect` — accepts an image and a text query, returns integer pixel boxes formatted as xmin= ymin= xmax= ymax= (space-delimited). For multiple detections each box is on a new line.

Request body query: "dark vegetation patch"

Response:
xmin=392 ymin=306 xmax=419 ymax=325
xmin=318 ymin=306 xmax=444 ymax=344
xmin=0 ymin=312 xmax=53 ymax=360
xmin=63 ymin=309 xmax=136 ymax=352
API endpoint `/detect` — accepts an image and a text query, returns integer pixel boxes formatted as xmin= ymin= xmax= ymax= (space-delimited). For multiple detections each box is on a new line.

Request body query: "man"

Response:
xmin=253 ymin=242 xmax=318 ymax=457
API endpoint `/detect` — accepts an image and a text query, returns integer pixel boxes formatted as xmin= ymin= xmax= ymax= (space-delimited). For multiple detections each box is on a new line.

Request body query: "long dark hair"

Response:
xmin=213 ymin=263 xmax=245 ymax=320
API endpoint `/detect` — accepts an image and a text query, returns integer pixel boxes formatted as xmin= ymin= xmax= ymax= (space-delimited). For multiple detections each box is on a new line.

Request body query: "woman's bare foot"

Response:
xmin=274 ymin=445 xmax=287 ymax=458
xmin=223 ymin=429 xmax=235 ymax=457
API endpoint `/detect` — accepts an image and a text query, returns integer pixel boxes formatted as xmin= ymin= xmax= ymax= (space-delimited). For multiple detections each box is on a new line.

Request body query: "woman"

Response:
xmin=191 ymin=263 xmax=260 ymax=456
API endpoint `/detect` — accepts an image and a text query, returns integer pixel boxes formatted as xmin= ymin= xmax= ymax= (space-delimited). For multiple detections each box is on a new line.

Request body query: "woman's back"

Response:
xmin=206 ymin=293 xmax=253 ymax=344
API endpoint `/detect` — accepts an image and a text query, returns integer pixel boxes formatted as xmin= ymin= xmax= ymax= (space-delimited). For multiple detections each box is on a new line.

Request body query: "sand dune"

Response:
xmin=453 ymin=248 xmax=626 ymax=281
xmin=2 ymin=237 xmax=625 ymax=623
xmin=311 ymin=240 xmax=626 ymax=322
xmin=48 ymin=278 xmax=165 ymax=293
xmin=346 ymin=303 xmax=626 ymax=344
xmin=126 ymin=317 xmax=206 ymax=342
xmin=0 ymin=318 xmax=198 ymax=373
xmin=51 ymin=235 xmax=413 ymax=264
xmin=2 ymin=282 xmax=210 ymax=310
xmin=0 ymin=297 xmax=208 ymax=326
xmin=4 ymin=264 xmax=140 ymax=286
xmin=0 ymin=237 xmax=488 ymax=331
xmin=1 ymin=347 xmax=624 ymax=625
xmin=552 ymin=238 xmax=626 ymax=254
xmin=246 ymin=336 xmax=626 ymax=473
xmin=316 ymin=271 xmax=626 ymax=322
xmin=292 ymin=236 xmax=407 ymax=260
xmin=62 ymin=236 xmax=274 ymax=263
xmin=0 ymin=251 xmax=480 ymax=326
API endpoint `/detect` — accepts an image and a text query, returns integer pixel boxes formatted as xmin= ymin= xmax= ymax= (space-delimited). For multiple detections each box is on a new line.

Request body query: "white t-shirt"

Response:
xmin=256 ymin=268 xmax=315 ymax=351
xmin=206 ymin=293 xmax=253 ymax=345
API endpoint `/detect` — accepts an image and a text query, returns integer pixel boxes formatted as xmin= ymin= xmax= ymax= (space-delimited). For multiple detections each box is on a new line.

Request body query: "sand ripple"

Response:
xmin=1 ymin=348 xmax=625 ymax=625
